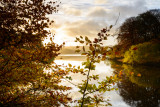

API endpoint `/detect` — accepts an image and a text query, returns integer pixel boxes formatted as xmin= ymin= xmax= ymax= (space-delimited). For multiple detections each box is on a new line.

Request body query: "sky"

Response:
xmin=48 ymin=0 xmax=160 ymax=46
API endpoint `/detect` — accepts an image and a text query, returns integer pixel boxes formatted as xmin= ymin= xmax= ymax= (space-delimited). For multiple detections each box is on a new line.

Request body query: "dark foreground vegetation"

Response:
xmin=0 ymin=0 xmax=116 ymax=106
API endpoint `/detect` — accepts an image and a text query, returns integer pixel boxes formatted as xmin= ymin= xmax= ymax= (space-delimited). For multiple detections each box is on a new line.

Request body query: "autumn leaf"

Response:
xmin=83 ymin=46 xmax=85 ymax=52
xmin=75 ymin=49 xmax=81 ymax=53
xmin=68 ymin=63 xmax=72 ymax=67
xmin=137 ymin=73 xmax=141 ymax=77
xmin=132 ymin=47 xmax=138 ymax=50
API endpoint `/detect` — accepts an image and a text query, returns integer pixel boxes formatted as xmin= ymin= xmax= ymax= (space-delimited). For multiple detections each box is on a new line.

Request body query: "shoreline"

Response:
xmin=108 ymin=57 xmax=160 ymax=67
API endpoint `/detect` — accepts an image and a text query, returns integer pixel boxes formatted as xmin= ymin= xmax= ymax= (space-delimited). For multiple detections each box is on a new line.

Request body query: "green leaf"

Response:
xmin=93 ymin=84 xmax=97 ymax=89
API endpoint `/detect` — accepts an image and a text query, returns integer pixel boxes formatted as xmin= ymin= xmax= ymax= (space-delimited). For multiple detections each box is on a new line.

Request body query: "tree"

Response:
xmin=136 ymin=9 xmax=160 ymax=41
xmin=0 ymin=0 xmax=72 ymax=106
xmin=73 ymin=26 xmax=117 ymax=106
xmin=117 ymin=17 xmax=138 ymax=49
xmin=107 ymin=44 xmax=126 ymax=59
xmin=123 ymin=41 xmax=160 ymax=64
xmin=0 ymin=0 xmax=58 ymax=49
xmin=0 ymin=1 xmax=118 ymax=106
xmin=118 ymin=9 xmax=160 ymax=49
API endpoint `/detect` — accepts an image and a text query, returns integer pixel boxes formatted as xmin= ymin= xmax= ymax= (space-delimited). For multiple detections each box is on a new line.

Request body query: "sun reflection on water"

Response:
xmin=55 ymin=56 xmax=114 ymax=100
xmin=54 ymin=55 xmax=131 ymax=107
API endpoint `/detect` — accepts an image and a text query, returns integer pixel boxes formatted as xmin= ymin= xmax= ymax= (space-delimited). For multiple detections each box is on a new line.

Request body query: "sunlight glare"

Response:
xmin=53 ymin=27 xmax=66 ymax=45
xmin=43 ymin=27 xmax=82 ymax=46
xmin=53 ymin=27 xmax=80 ymax=46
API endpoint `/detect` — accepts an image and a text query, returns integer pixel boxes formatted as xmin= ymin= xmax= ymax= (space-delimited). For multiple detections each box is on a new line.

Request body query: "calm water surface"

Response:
xmin=55 ymin=55 xmax=160 ymax=107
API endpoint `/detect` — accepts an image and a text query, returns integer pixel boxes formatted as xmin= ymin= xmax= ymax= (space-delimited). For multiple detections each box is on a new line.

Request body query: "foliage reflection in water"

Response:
xmin=110 ymin=60 xmax=160 ymax=107
xmin=55 ymin=56 xmax=160 ymax=107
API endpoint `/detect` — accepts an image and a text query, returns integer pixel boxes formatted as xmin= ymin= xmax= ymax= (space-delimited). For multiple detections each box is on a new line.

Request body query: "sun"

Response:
xmin=43 ymin=27 xmax=80 ymax=46
xmin=43 ymin=27 xmax=66 ymax=45
xmin=54 ymin=28 xmax=80 ymax=46
xmin=53 ymin=28 xmax=66 ymax=45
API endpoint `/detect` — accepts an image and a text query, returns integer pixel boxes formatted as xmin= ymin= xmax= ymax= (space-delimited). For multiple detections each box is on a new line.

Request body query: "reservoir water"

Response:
xmin=55 ymin=54 xmax=160 ymax=107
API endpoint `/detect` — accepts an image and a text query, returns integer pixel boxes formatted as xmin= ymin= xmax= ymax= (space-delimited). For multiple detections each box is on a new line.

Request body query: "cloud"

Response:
xmin=64 ymin=19 xmax=108 ymax=38
xmin=94 ymin=0 xmax=108 ymax=4
xmin=87 ymin=7 xmax=118 ymax=23
xmin=87 ymin=7 xmax=108 ymax=17
xmin=113 ymin=0 xmax=148 ymax=19
xmin=87 ymin=0 xmax=148 ymax=27
xmin=50 ymin=0 xmax=150 ymax=46
xmin=62 ymin=6 xmax=82 ymax=16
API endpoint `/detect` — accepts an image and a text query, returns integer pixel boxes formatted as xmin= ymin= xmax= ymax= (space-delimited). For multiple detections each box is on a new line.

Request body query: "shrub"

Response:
xmin=123 ymin=41 xmax=160 ymax=64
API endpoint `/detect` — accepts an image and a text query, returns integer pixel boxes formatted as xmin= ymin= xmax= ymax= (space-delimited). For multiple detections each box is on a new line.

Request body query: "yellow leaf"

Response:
xmin=68 ymin=63 xmax=72 ymax=67
xmin=89 ymin=46 xmax=94 ymax=51
xmin=81 ymin=53 xmax=87 ymax=55
xmin=119 ymin=70 xmax=122 ymax=76
xmin=130 ymin=72 xmax=134 ymax=75
xmin=102 ymin=57 xmax=106 ymax=61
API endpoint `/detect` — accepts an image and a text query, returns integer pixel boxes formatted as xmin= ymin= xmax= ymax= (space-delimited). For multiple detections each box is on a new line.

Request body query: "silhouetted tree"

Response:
xmin=118 ymin=9 xmax=160 ymax=49
xmin=0 ymin=0 xmax=73 ymax=106
xmin=0 ymin=0 xmax=57 ymax=49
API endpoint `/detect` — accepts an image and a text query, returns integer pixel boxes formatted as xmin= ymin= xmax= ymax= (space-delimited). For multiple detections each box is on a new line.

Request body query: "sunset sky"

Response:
xmin=48 ymin=0 xmax=160 ymax=46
